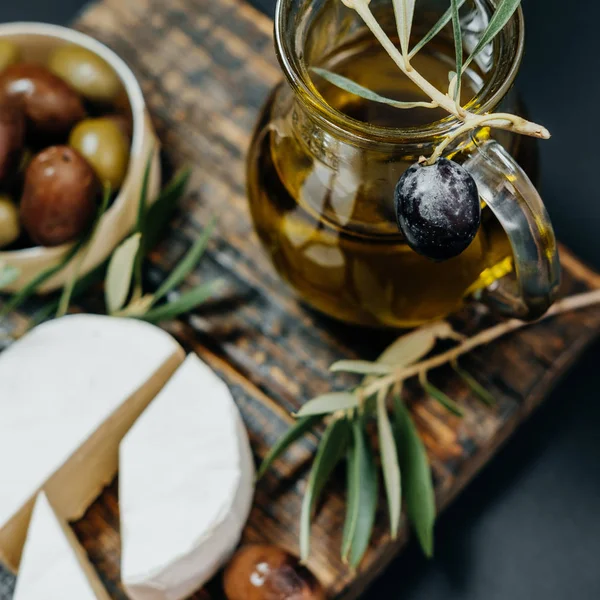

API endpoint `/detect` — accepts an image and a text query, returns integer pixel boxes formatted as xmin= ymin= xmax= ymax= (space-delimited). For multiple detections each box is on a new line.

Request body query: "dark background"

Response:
xmin=3 ymin=1 xmax=599 ymax=599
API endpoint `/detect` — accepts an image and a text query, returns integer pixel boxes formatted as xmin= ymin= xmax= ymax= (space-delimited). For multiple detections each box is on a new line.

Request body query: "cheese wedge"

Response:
xmin=120 ymin=354 xmax=255 ymax=600
xmin=13 ymin=492 xmax=108 ymax=599
xmin=0 ymin=314 xmax=184 ymax=571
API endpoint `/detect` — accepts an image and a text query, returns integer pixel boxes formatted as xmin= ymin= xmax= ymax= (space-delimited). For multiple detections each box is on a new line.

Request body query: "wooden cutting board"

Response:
xmin=1 ymin=0 xmax=599 ymax=598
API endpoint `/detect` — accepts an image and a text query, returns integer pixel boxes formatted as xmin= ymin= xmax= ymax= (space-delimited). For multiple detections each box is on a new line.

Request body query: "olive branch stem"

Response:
xmin=427 ymin=113 xmax=549 ymax=164
xmin=343 ymin=0 xmax=549 ymax=163
xmin=282 ymin=288 xmax=600 ymax=563
xmin=360 ymin=289 xmax=600 ymax=399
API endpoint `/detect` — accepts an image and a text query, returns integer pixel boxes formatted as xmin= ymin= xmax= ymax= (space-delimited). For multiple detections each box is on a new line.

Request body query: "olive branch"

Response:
xmin=313 ymin=0 xmax=549 ymax=164
xmin=258 ymin=289 xmax=600 ymax=567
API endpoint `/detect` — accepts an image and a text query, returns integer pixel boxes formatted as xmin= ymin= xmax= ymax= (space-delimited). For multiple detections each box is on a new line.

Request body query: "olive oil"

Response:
xmin=247 ymin=35 xmax=520 ymax=327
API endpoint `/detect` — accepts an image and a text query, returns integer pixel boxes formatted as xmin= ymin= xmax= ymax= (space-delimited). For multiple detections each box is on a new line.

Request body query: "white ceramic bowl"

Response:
xmin=0 ymin=22 xmax=160 ymax=293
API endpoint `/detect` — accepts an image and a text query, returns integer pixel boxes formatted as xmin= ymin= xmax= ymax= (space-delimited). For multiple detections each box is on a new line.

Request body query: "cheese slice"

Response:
xmin=120 ymin=354 xmax=255 ymax=600
xmin=13 ymin=492 xmax=108 ymax=599
xmin=0 ymin=314 xmax=184 ymax=572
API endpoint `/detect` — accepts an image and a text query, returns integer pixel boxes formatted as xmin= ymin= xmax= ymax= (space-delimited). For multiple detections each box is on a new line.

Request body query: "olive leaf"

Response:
xmin=330 ymin=360 xmax=392 ymax=375
xmin=394 ymin=394 xmax=435 ymax=557
xmin=376 ymin=390 xmax=402 ymax=538
xmin=105 ymin=232 xmax=142 ymax=315
xmin=144 ymin=167 xmax=191 ymax=250
xmin=62 ymin=166 xmax=190 ymax=314
xmin=450 ymin=0 xmax=463 ymax=101
xmin=392 ymin=0 xmax=416 ymax=58
xmin=463 ymin=0 xmax=521 ymax=69
xmin=376 ymin=320 xmax=460 ymax=368
xmin=132 ymin=152 xmax=154 ymax=298
xmin=452 ymin=362 xmax=495 ymax=406
xmin=0 ymin=265 xmax=20 ymax=290
xmin=420 ymin=373 xmax=463 ymax=417
xmin=256 ymin=414 xmax=323 ymax=480
xmin=342 ymin=427 xmax=359 ymax=559
xmin=296 ymin=392 xmax=359 ymax=418
xmin=359 ymin=321 xmax=459 ymax=390
xmin=116 ymin=166 xmax=192 ymax=315
xmin=342 ymin=418 xmax=378 ymax=567
xmin=409 ymin=0 xmax=467 ymax=59
xmin=139 ymin=278 xmax=225 ymax=323
xmin=300 ymin=417 xmax=351 ymax=560
xmin=311 ymin=68 xmax=436 ymax=110
xmin=151 ymin=216 xmax=216 ymax=305
xmin=136 ymin=152 xmax=153 ymax=236
xmin=56 ymin=185 xmax=112 ymax=318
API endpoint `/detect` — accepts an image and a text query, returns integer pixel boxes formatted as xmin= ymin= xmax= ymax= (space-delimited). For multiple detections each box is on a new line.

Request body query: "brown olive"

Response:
xmin=20 ymin=146 xmax=99 ymax=246
xmin=0 ymin=193 xmax=20 ymax=248
xmin=69 ymin=117 xmax=130 ymax=189
xmin=0 ymin=100 xmax=25 ymax=183
xmin=223 ymin=545 xmax=326 ymax=600
xmin=48 ymin=46 xmax=122 ymax=103
xmin=0 ymin=64 xmax=86 ymax=136
xmin=0 ymin=40 xmax=20 ymax=72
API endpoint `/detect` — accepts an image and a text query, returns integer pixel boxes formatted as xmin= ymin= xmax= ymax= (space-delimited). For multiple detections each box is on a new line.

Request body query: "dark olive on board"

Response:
xmin=0 ymin=64 xmax=86 ymax=137
xmin=20 ymin=145 xmax=99 ymax=246
xmin=69 ymin=116 xmax=130 ymax=189
xmin=223 ymin=545 xmax=326 ymax=600
xmin=48 ymin=46 xmax=122 ymax=103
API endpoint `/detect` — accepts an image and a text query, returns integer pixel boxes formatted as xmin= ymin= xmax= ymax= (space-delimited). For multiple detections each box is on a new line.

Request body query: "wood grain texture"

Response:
xmin=0 ymin=0 xmax=599 ymax=598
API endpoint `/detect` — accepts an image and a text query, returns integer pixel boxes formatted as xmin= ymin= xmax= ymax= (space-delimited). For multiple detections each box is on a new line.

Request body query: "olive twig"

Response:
xmin=360 ymin=289 xmax=600 ymax=399
xmin=344 ymin=0 xmax=549 ymax=153
xmin=426 ymin=113 xmax=550 ymax=165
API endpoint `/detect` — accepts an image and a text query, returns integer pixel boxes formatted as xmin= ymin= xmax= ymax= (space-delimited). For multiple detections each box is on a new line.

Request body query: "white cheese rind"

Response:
xmin=0 ymin=314 xmax=184 ymax=571
xmin=13 ymin=492 xmax=107 ymax=599
xmin=120 ymin=354 xmax=255 ymax=600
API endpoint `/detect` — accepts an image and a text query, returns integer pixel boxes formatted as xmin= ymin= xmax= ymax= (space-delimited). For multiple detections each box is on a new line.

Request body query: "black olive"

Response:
xmin=394 ymin=157 xmax=481 ymax=261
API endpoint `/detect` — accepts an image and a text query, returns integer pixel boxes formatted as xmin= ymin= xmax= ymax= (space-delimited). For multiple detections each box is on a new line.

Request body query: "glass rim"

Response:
xmin=274 ymin=0 xmax=525 ymax=145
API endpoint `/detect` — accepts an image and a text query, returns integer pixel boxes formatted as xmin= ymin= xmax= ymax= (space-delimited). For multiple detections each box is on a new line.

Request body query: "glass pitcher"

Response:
xmin=247 ymin=0 xmax=560 ymax=328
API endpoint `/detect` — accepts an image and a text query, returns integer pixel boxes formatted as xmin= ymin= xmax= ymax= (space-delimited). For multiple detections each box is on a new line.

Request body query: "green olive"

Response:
xmin=48 ymin=46 xmax=122 ymax=103
xmin=0 ymin=194 xmax=20 ymax=248
xmin=0 ymin=41 xmax=20 ymax=72
xmin=69 ymin=117 xmax=130 ymax=189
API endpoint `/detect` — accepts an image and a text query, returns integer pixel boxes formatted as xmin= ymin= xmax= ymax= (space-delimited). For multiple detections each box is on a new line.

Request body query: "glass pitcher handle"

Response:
xmin=463 ymin=139 xmax=561 ymax=321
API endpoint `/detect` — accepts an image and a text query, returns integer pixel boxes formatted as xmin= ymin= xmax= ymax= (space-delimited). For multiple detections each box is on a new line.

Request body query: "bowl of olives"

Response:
xmin=0 ymin=22 xmax=160 ymax=293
